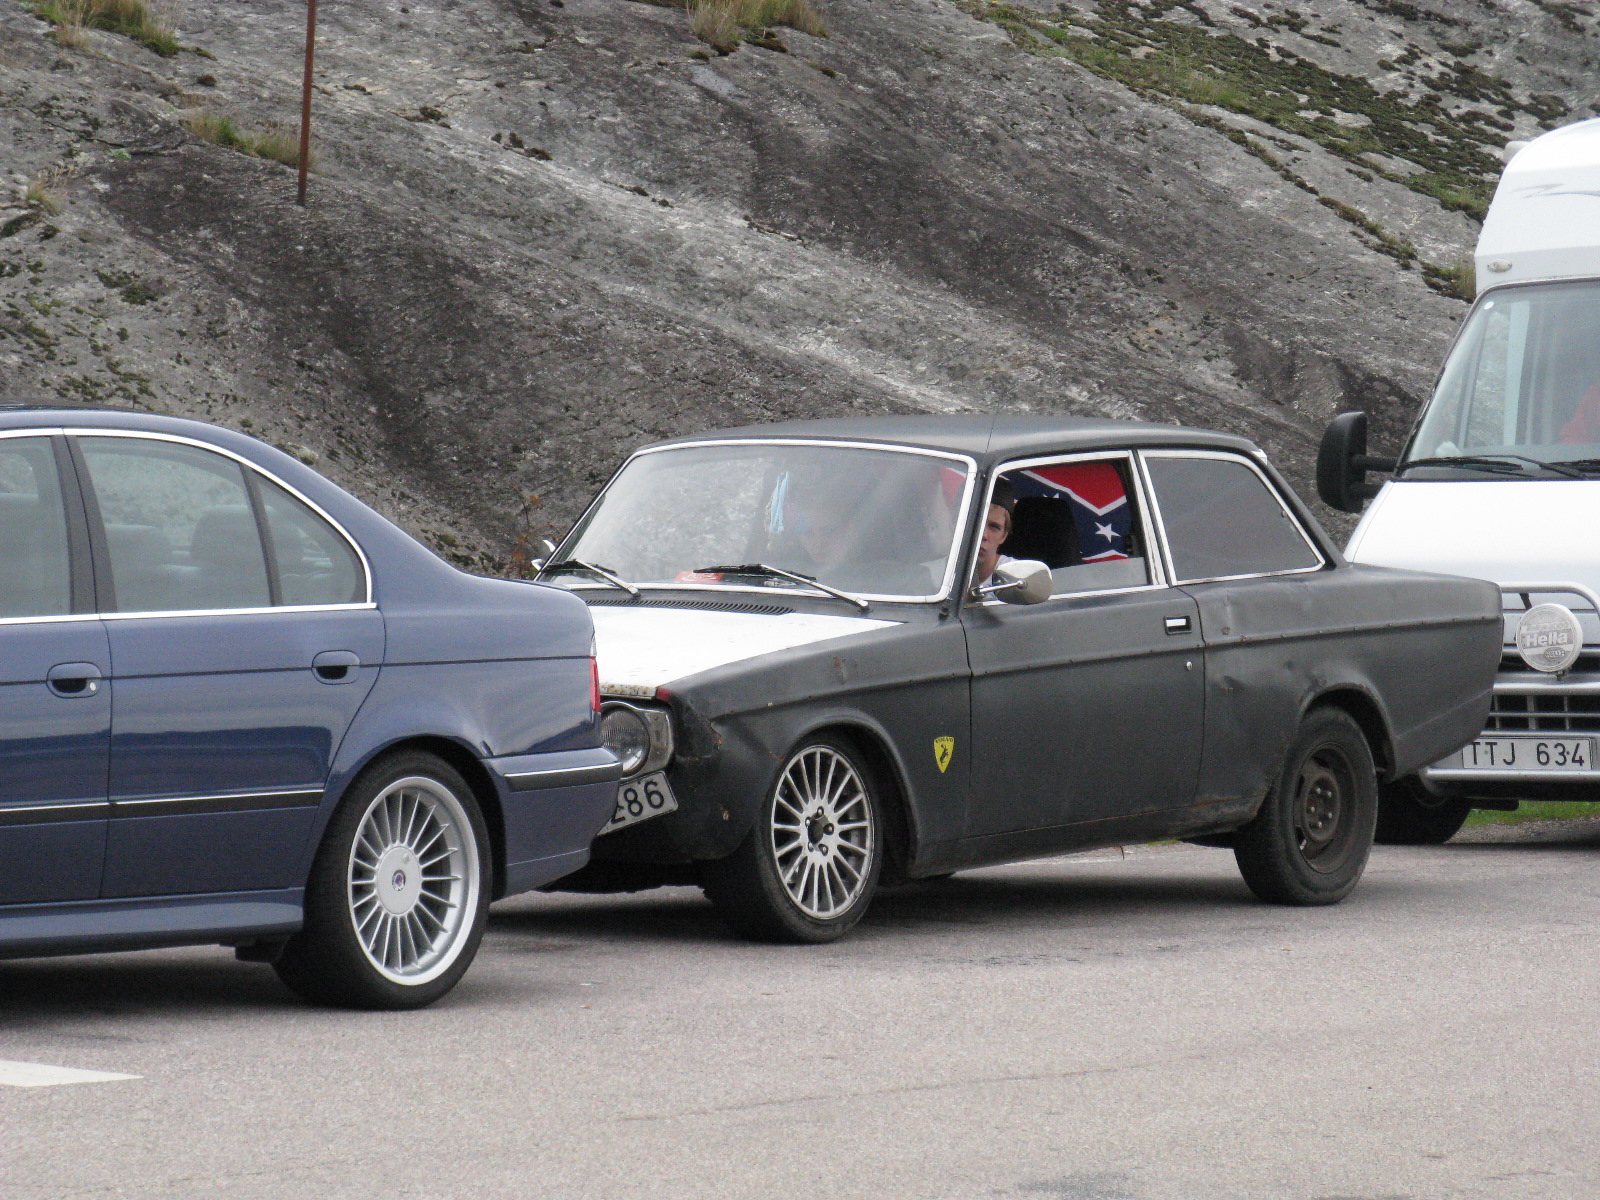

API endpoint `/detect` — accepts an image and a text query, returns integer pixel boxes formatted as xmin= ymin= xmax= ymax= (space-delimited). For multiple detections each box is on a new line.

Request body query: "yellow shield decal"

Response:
xmin=933 ymin=736 xmax=955 ymax=773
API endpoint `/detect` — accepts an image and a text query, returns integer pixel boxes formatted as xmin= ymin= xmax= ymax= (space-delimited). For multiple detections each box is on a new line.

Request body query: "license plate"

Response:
xmin=1449 ymin=737 xmax=1595 ymax=771
xmin=600 ymin=771 xmax=678 ymax=834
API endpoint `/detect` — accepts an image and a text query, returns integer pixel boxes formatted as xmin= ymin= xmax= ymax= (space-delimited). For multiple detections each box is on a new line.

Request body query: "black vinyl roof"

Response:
xmin=650 ymin=414 xmax=1258 ymax=466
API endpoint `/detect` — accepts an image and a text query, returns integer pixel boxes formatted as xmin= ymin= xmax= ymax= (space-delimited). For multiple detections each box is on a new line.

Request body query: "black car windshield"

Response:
xmin=550 ymin=442 xmax=973 ymax=599
xmin=1404 ymin=280 xmax=1600 ymax=477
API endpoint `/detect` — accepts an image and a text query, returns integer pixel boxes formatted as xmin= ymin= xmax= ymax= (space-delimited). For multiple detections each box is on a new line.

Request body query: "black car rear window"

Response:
xmin=1145 ymin=454 xmax=1321 ymax=582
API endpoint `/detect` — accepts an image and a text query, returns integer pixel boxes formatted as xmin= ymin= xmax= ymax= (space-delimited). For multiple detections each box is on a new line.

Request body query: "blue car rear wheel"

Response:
xmin=274 ymin=752 xmax=490 ymax=1009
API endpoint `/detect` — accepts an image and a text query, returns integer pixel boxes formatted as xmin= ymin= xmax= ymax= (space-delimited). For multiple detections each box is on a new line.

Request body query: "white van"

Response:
xmin=1318 ymin=117 xmax=1600 ymax=844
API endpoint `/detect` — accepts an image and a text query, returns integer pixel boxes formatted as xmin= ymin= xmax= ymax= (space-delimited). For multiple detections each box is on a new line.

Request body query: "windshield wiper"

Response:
xmin=693 ymin=563 xmax=871 ymax=612
xmin=1402 ymin=454 xmax=1586 ymax=480
xmin=539 ymin=558 xmax=641 ymax=598
xmin=1542 ymin=458 xmax=1600 ymax=477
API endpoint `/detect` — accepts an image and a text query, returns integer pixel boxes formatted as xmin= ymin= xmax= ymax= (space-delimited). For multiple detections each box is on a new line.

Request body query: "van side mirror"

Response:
xmin=977 ymin=559 xmax=1053 ymax=605
xmin=1316 ymin=412 xmax=1397 ymax=513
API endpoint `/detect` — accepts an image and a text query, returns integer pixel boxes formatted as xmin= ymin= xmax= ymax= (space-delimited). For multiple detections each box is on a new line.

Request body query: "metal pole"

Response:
xmin=297 ymin=0 xmax=318 ymax=206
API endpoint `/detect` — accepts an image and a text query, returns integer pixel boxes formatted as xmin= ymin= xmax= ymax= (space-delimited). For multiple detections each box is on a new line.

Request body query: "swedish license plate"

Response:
xmin=1449 ymin=737 xmax=1595 ymax=771
xmin=601 ymin=771 xmax=678 ymax=834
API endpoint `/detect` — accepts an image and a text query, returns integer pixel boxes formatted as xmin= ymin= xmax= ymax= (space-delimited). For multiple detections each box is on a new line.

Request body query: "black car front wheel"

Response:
xmin=274 ymin=751 xmax=491 ymax=1009
xmin=701 ymin=735 xmax=883 ymax=943
xmin=1233 ymin=708 xmax=1378 ymax=906
xmin=1374 ymin=775 xmax=1472 ymax=845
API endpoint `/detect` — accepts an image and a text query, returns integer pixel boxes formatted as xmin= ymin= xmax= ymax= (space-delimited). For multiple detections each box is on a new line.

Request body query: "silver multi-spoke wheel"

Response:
xmin=348 ymin=775 xmax=481 ymax=986
xmin=770 ymin=745 xmax=875 ymax=920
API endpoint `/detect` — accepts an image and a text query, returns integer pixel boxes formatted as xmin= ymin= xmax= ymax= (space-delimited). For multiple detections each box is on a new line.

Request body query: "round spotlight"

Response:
xmin=1516 ymin=603 xmax=1583 ymax=674
xmin=601 ymin=705 xmax=651 ymax=776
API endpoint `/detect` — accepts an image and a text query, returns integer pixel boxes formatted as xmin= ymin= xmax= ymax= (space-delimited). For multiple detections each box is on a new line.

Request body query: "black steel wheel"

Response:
xmin=273 ymin=751 xmax=491 ymax=1010
xmin=700 ymin=734 xmax=883 ymax=943
xmin=1233 ymin=708 xmax=1378 ymax=906
xmin=1374 ymin=775 xmax=1472 ymax=845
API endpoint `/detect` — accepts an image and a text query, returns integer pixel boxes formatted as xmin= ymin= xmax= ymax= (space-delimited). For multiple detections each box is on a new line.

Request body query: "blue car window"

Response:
xmin=256 ymin=475 xmax=365 ymax=605
xmin=0 ymin=436 xmax=72 ymax=618
xmin=79 ymin=437 xmax=272 ymax=613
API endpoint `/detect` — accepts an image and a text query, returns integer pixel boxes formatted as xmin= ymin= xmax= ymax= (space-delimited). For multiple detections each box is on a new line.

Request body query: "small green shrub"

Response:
xmin=184 ymin=111 xmax=312 ymax=169
xmin=671 ymin=0 xmax=826 ymax=53
xmin=27 ymin=0 xmax=181 ymax=57
xmin=1422 ymin=255 xmax=1477 ymax=301
xmin=25 ymin=179 xmax=61 ymax=213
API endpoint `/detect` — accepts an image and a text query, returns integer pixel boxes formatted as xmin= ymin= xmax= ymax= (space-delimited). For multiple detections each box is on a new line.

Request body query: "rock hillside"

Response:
xmin=2 ymin=0 xmax=1596 ymax=566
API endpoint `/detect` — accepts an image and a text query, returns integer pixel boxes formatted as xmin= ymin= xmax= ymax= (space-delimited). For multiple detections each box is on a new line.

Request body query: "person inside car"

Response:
xmin=973 ymin=478 xmax=1016 ymax=591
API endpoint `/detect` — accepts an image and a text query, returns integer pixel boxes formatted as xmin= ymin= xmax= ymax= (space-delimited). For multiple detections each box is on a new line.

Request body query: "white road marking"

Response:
xmin=0 ymin=1060 xmax=140 ymax=1088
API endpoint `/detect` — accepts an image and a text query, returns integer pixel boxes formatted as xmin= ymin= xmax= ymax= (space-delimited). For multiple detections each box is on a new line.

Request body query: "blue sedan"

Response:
xmin=0 ymin=405 xmax=618 ymax=1008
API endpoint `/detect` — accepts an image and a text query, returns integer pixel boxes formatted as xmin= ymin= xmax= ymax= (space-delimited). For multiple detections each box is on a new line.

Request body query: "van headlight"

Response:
xmin=600 ymin=702 xmax=674 ymax=779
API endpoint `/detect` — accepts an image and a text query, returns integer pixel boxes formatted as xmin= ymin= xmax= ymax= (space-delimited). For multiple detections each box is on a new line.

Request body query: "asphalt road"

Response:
xmin=3 ymin=821 xmax=1598 ymax=1200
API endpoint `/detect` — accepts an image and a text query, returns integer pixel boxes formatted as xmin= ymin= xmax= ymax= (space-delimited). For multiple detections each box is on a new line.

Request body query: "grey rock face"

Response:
xmin=2 ymin=0 xmax=1595 ymax=567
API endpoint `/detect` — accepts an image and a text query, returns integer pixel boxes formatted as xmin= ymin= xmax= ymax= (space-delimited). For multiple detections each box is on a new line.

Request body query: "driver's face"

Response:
xmin=976 ymin=502 xmax=1011 ymax=581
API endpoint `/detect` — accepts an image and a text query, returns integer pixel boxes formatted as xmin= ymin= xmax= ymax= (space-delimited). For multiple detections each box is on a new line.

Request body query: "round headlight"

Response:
xmin=601 ymin=706 xmax=651 ymax=776
xmin=1516 ymin=603 xmax=1584 ymax=674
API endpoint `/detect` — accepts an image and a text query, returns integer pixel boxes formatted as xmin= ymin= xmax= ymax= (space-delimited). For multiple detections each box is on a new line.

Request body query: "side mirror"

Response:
xmin=978 ymin=559 xmax=1053 ymax=605
xmin=1316 ymin=411 xmax=1397 ymax=513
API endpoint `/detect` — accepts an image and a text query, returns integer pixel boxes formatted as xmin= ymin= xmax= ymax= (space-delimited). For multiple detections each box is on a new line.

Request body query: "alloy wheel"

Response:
xmin=769 ymin=746 xmax=875 ymax=920
xmin=347 ymin=775 xmax=480 ymax=985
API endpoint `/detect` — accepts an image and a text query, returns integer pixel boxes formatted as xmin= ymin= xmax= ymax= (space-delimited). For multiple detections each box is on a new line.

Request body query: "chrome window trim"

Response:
xmin=99 ymin=602 xmax=377 ymax=621
xmin=974 ymin=449 xmax=1170 ymax=605
xmin=553 ymin=438 xmax=979 ymax=604
xmin=67 ymin=428 xmax=374 ymax=613
xmin=1137 ymin=448 xmax=1328 ymax=586
xmin=0 ymin=602 xmax=377 ymax=628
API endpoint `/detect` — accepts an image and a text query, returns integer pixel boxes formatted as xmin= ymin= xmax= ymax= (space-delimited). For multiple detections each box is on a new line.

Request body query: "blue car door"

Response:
xmin=0 ymin=434 xmax=111 ymax=904
xmin=71 ymin=433 xmax=383 ymax=899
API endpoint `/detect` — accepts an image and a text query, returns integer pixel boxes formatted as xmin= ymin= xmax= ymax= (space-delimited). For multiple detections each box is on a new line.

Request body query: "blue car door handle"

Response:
xmin=47 ymin=662 xmax=103 ymax=698
xmin=312 ymin=650 xmax=362 ymax=684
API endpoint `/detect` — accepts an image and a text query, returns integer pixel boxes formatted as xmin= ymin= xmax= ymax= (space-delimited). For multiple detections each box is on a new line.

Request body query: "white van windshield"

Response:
xmin=548 ymin=442 xmax=973 ymax=600
xmin=1405 ymin=280 xmax=1600 ymax=477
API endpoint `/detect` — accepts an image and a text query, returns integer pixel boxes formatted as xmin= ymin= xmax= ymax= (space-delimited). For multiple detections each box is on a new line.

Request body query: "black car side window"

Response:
xmin=0 ymin=436 xmax=73 ymax=619
xmin=256 ymin=475 xmax=365 ymax=605
xmin=995 ymin=456 xmax=1152 ymax=595
xmin=1144 ymin=453 xmax=1322 ymax=582
xmin=78 ymin=437 xmax=273 ymax=613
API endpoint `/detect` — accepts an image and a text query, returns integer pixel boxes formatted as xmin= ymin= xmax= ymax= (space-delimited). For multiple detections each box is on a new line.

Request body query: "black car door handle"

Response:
xmin=47 ymin=662 xmax=103 ymax=697
xmin=1163 ymin=615 xmax=1192 ymax=635
xmin=312 ymin=650 xmax=361 ymax=683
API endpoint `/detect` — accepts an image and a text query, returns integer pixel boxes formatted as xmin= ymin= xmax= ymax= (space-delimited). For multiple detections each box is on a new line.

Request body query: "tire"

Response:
xmin=700 ymin=735 xmax=884 ymax=943
xmin=1373 ymin=775 xmax=1471 ymax=845
xmin=1233 ymin=708 xmax=1379 ymax=906
xmin=274 ymin=752 xmax=491 ymax=1009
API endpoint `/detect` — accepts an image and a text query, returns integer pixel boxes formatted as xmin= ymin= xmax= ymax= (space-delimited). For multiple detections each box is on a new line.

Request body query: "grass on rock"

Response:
xmin=964 ymin=0 xmax=1569 ymax=299
xmin=184 ymin=112 xmax=309 ymax=168
xmin=651 ymin=0 xmax=825 ymax=54
xmin=27 ymin=0 xmax=180 ymax=56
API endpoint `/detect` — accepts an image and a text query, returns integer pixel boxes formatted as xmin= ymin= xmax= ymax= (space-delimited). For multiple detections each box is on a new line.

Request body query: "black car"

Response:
xmin=539 ymin=416 xmax=1503 ymax=942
